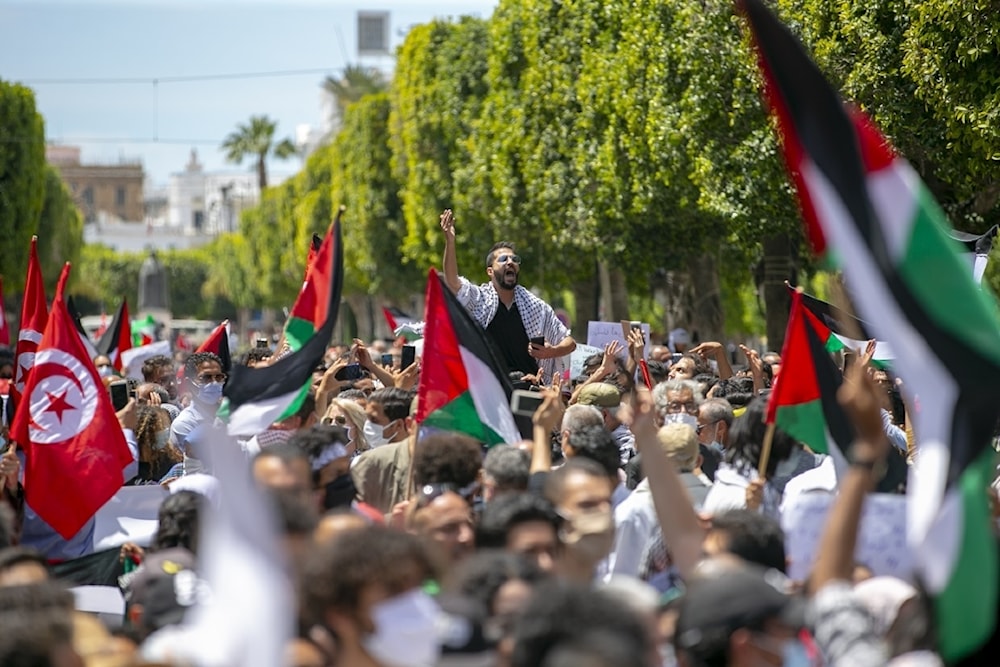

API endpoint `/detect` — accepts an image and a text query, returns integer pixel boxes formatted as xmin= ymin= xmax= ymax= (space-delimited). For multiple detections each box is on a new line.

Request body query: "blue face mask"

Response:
xmin=782 ymin=639 xmax=810 ymax=667
xmin=196 ymin=381 xmax=224 ymax=406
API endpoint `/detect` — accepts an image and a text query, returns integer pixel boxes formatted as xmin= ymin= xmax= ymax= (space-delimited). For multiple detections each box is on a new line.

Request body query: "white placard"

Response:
xmin=92 ymin=484 xmax=169 ymax=551
xmin=569 ymin=344 xmax=604 ymax=380
xmin=781 ymin=492 xmax=913 ymax=582
xmin=586 ymin=321 xmax=651 ymax=360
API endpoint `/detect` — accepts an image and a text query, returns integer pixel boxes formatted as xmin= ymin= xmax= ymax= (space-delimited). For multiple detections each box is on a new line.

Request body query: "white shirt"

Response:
xmin=605 ymin=479 xmax=657 ymax=580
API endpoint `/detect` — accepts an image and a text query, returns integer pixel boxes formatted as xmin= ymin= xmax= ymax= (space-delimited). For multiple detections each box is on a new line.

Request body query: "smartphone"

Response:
xmin=381 ymin=353 xmax=394 ymax=367
xmin=255 ymin=338 xmax=269 ymax=349
xmin=630 ymin=321 xmax=641 ymax=332
xmin=335 ymin=363 xmax=363 ymax=381
xmin=109 ymin=381 xmax=130 ymax=411
xmin=529 ymin=336 xmax=545 ymax=347
xmin=510 ymin=389 xmax=545 ymax=418
xmin=401 ymin=345 xmax=416 ymax=371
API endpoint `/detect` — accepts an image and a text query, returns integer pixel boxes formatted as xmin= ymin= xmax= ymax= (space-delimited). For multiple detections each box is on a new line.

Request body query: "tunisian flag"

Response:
xmin=11 ymin=263 xmax=133 ymax=539
xmin=14 ymin=236 xmax=49 ymax=399
xmin=0 ymin=276 xmax=10 ymax=346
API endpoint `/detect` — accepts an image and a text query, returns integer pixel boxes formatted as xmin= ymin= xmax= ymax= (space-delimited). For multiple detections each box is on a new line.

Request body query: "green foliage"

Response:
xmin=221 ymin=115 xmax=296 ymax=189
xmin=324 ymin=65 xmax=389 ymax=120
xmin=36 ymin=165 xmax=84 ymax=292
xmin=331 ymin=93 xmax=419 ymax=297
xmin=391 ymin=17 xmax=492 ymax=272
xmin=73 ymin=244 xmax=233 ymax=319
xmin=0 ymin=80 xmax=46 ymax=290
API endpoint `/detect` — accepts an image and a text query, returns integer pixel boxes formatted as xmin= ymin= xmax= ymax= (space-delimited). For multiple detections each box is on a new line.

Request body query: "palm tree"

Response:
xmin=220 ymin=115 xmax=297 ymax=190
xmin=322 ymin=65 xmax=388 ymax=122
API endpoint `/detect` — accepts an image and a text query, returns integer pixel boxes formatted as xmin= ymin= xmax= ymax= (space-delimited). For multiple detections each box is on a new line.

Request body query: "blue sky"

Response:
xmin=0 ymin=0 xmax=496 ymax=185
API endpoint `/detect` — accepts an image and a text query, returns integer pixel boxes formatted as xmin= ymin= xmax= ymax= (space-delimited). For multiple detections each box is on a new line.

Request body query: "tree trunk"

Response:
xmin=345 ymin=294 xmax=372 ymax=343
xmin=570 ymin=262 xmax=599 ymax=340
xmin=257 ymin=155 xmax=267 ymax=190
xmin=761 ymin=234 xmax=796 ymax=352
xmin=687 ymin=253 xmax=724 ymax=344
xmin=608 ymin=268 xmax=629 ymax=322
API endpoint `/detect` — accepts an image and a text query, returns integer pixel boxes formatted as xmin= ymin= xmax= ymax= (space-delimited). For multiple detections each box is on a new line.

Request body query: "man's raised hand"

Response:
xmin=439 ymin=209 xmax=456 ymax=239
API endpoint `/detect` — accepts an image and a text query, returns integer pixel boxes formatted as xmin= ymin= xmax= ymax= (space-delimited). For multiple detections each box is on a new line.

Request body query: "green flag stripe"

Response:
xmin=898 ymin=186 xmax=1000 ymax=368
xmin=284 ymin=316 xmax=317 ymax=353
xmin=423 ymin=391 xmax=505 ymax=446
xmin=774 ymin=399 xmax=829 ymax=455
xmin=934 ymin=449 xmax=999 ymax=661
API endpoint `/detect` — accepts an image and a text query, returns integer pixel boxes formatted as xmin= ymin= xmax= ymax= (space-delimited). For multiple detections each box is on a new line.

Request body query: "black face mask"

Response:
xmin=323 ymin=474 xmax=357 ymax=510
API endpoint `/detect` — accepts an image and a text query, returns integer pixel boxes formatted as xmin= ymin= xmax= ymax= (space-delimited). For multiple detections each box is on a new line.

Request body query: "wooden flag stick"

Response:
xmin=757 ymin=422 xmax=777 ymax=478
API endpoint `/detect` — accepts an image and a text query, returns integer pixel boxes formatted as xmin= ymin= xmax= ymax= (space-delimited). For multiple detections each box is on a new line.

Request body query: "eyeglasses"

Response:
xmin=495 ymin=254 xmax=521 ymax=265
xmin=414 ymin=482 xmax=478 ymax=510
xmin=666 ymin=401 xmax=698 ymax=415
xmin=195 ymin=373 xmax=227 ymax=385
xmin=322 ymin=414 xmax=348 ymax=426
xmin=695 ymin=420 xmax=718 ymax=435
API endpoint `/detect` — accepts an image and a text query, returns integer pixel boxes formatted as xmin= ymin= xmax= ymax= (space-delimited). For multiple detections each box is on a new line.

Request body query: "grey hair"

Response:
xmin=482 ymin=444 xmax=530 ymax=492
xmin=560 ymin=404 xmax=603 ymax=434
xmin=651 ymin=379 xmax=704 ymax=415
xmin=700 ymin=398 xmax=735 ymax=427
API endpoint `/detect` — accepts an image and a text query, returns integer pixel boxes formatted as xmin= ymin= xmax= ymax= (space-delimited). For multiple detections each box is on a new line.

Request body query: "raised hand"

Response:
xmin=597 ymin=340 xmax=624 ymax=377
xmin=532 ymin=387 xmax=565 ymax=432
xmin=838 ymin=357 xmax=889 ymax=460
xmin=439 ymin=209 xmax=456 ymax=240
xmin=627 ymin=327 xmax=646 ymax=363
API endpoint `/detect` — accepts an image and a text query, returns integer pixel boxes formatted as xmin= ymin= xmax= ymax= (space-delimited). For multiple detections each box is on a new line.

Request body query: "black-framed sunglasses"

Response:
xmin=495 ymin=254 xmax=521 ymax=265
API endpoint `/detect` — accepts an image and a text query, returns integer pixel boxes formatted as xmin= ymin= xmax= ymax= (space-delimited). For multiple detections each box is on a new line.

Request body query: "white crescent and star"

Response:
xmin=26 ymin=348 xmax=99 ymax=445
xmin=14 ymin=329 xmax=43 ymax=395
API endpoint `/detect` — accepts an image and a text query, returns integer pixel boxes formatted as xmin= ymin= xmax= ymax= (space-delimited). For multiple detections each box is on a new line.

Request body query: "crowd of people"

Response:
xmin=0 ymin=217 xmax=993 ymax=667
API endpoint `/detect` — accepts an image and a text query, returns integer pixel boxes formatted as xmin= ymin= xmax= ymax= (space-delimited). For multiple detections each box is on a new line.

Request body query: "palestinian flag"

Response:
xmin=765 ymin=290 xmax=850 ymax=470
xmin=65 ymin=296 xmax=98 ymax=361
xmin=792 ymin=286 xmax=893 ymax=368
xmin=415 ymin=269 xmax=520 ymax=446
xmin=949 ymin=225 xmax=998 ymax=284
xmin=284 ymin=209 xmax=344 ymax=352
xmin=196 ymin=320 xmax=232 ymax=373
xmin=304 ymin=233 xmax=322 ymax=281
xmin=221 ymin=218 xmax=342 ymax=436
xmin=742 ymin=0 xmax=1000 ymax=659
xmin=383 ymin=306 xmax=422 ymax=342
xmin=97 ymin=300 xmax=132 ymax=371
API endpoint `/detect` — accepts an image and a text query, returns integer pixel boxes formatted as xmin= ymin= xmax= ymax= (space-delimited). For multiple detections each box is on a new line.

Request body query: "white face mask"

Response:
xmin=664 ymin=412 xmax=698 ymax=430
xmin=363 ymin=419 xmax=395 ymax=447
xmin=97 ymin=365 xmax=114 ymax=378
xmin=362 ymin=589 xmax=441 ymax=667
xmin=195 ymin=381 xmax=224 ymax=406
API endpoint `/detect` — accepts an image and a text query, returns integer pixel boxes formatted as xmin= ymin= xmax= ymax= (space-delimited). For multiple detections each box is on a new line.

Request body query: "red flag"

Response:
xmin=97 ymin=300 xmax=132 ymax=371
xmin=11 ymin=263 xmax=133 ymax=539
xmin=196 ymin=320 xmax=232 ymax=372
xmin=94 ymin=311 xmax=108 ymax=340
xmin=0 ymin=276 xmax=10 ymax=347
xmin=14 ymin=237 xmax=49 ymax=399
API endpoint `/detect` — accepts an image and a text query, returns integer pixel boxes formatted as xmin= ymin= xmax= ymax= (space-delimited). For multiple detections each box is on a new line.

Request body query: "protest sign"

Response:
xmin=782 ymin=492 xmax=913 ymax=581
xmin=586 ymin=321 xmax=650 ymax=360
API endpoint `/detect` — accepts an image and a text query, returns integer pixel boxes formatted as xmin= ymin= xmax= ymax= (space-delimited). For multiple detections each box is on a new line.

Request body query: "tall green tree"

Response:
xmin=323 ymin=65 xmax=389 ymax=122
xmin=36 ymin=165 xmax=84 ymax=293
xmin=0 ymin=80 xmax=46 ymax=290
xmin=390 ymin=18 xmax=492 ymax=273
xmin=221 ymin=115 xmax=296 ymax=190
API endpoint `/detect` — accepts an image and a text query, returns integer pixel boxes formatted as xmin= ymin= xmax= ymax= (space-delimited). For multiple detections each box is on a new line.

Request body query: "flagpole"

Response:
xmin=757 ymin=422 xmax=776 ymax=477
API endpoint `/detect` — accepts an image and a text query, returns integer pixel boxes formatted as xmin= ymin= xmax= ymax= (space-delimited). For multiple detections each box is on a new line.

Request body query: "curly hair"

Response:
xmin=449 ymin=550 xmax=547 ymax=616
xmin=134 ymin=405 xmax=180 ymax=470
xmin=412 ymin=432 xmax=484 ymax=488
xmin=151 ymin=491 xmax=203 ymax=555
xmin=300 ymin=526 xmax=435 ymax=625
xmin=183 ymin=352 xmax=223 ymax=381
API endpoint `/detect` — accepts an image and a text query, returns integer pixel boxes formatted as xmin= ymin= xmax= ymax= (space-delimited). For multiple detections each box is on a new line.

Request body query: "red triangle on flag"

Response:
xmin=10 ymin=263 xmax=133 ymax=539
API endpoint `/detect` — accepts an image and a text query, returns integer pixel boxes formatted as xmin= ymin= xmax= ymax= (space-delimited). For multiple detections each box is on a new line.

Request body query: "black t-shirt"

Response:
xmin=486 ymin=301 xmax=538 ymax=375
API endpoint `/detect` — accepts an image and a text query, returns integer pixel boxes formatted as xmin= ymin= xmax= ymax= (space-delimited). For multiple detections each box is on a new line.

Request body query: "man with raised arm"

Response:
xmin=439 ymin=208 xmax=576 ymax=378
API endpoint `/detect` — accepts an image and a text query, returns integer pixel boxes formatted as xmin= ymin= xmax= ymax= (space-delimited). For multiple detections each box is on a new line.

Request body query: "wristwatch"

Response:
xmin=848 ymin=452 xmax=888 ymax=480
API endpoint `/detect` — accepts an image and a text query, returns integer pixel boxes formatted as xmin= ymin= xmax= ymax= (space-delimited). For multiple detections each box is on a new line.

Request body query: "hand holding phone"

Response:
xmin=335 ymin=363 xmax=363 ymax=381
xmin=510 ymin=389 xmax=545 ymax=418
xmin=401 ymin=345 xmax=416 ymax=371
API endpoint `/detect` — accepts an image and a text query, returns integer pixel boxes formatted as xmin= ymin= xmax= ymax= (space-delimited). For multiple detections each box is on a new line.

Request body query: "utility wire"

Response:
xmin=22 ymin=66 xmax=341 ymax=85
